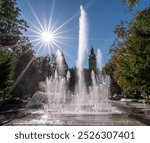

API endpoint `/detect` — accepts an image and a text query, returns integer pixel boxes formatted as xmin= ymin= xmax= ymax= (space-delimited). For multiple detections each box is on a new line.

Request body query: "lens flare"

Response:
xmin=41 ymin=31 xmax=54 ymax=43
xmin=26 ymin=0 xmax=71 ymax=56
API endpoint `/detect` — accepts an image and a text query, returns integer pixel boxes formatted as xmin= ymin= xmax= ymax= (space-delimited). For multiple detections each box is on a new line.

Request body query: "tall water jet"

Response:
xmin=76 ymin=5 xmax=88 ymax=103
xmin=22 ymin=5 xmax=123 ymax=126
xmin=97 ymin=48 xmax=102 ymax=70
xmin=56 ymin=50 xmax=67 ymax=77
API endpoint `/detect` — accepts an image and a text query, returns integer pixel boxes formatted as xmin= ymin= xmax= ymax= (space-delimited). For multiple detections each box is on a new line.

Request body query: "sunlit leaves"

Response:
xmin=103 ymin=6 xmax=150 ymax=96
xmin=122 ymin=0 xmax=141 ymax=10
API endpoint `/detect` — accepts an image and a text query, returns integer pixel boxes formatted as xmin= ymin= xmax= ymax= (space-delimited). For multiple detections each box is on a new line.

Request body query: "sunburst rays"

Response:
xmin=26 ymin=0 xmax=75 ymax=56
xmin=25 ymin=0 xmax=97 ymax=56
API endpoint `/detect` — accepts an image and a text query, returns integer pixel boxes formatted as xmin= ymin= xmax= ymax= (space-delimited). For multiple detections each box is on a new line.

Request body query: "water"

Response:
xmin=97 ymin=48 xmax=102 ymax=70
xmin=76 ymin=5 xmax=88 ymax=103
xmin=25 ymin=5 xmax=122 ymax=125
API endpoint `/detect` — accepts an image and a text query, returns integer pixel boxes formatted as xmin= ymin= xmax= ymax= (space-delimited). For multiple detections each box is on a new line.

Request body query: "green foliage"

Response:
xmin=0 ymin=0 xmax=29 ymax=94
xmin=0 ymin=0 xmax=28 ymax=48
xmin=103 ymin=59 xmax=123 ymax=97
xmin=0 ymin=50 xmax=15 ymax=91
xmin=12 ymin=52 xmax=68 ymax=98
xmin=124 ymin=7 xmax=150 ymax=94
xmin=14 ymin=37 xmax=34 ymax=78
xmin=122 ymin=0 xmax=141 ymax=10
xmin=103 ymin=6 xmax=150 ymax=97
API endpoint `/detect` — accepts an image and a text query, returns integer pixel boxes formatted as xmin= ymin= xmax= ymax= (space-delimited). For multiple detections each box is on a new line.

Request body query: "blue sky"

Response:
xmin=17 ymin=0 xmax=149 ymax=68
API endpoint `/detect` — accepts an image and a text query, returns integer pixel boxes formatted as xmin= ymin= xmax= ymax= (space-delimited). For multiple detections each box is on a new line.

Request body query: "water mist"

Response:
xmin=76 ymin=5 xmax=88 ymax=103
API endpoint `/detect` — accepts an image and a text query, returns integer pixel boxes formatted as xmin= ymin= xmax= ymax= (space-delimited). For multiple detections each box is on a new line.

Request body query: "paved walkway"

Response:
xmin=119 ymin=101 xmax=150 ymax=125
xmin=1 ymin=101 xmax=150 ymax=126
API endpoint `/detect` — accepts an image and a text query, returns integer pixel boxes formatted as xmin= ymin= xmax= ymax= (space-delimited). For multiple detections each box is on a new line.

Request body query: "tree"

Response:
xmin=13 ymin=37 xmax=34 ymax=79
xmin=102 ymin=58 xmax=123 ymax=98
xmin=103 ymin=6 xmax=150 ymax=99
xmin=0 ymin=0 xmax=28 ymax=48
xmin=11 ymin=37 xmax=35 ymax=97
xmin=124 ymin=7 xmax=150 ymax=95
xmin=0 ymin=50 xmax=15 ymax=92
xmin=122 ymin=0 xmax=141 ymax=10
xmin=0 ymin=0 xmax=29 ymax=96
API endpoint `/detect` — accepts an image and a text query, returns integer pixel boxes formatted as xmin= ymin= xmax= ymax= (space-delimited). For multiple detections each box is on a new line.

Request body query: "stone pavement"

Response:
xmin=119 ymin=101 xmax=150 ymax=125
xmin=1 ymin=101 xmax=150 ymax=126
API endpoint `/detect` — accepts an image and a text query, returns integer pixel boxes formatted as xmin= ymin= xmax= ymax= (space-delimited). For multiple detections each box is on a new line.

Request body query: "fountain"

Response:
xmin=75 ymin=5 xmax=88 ymax=104
xmin=26 ymin=5 xmax=120 ymax=115
xmin=8 ymin=5 xmax=128 ymax=126
xmin=97 ymin=48 xmax=102 ymax=70
xmin=4 ymin=5 xmax=148 ymax=126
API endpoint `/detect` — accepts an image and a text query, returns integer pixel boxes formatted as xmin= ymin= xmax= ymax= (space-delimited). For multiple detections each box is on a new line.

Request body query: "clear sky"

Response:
xmin=17 ymin=0 xmax=149 ymax=68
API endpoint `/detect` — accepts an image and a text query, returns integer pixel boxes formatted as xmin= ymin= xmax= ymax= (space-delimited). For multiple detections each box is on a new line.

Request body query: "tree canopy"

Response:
xmin=0 ymin=0 xmax=32 ymax=95
xmin=122 ymin=0 xmax=141 ymax=10
xmin=103 ymin=6 xmax=150 ymax=97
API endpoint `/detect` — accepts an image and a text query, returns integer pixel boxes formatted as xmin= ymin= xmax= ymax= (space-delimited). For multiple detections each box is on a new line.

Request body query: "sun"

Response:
xmin=28 ymin=21 xmax=68 ymax=56
xmin=26 ymin=0 xmax=75 ymax=56
xmin=41 ymin=31 xmax=54 ymax=43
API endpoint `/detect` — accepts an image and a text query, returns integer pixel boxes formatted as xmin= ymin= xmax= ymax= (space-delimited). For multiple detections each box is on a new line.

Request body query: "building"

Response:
xmin=88 ymin=46 xmax=97 ymax=72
